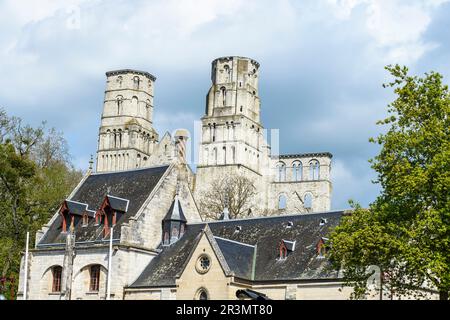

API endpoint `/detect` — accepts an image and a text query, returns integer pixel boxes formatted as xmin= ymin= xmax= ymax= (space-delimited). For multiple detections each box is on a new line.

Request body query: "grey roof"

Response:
xmin=214 ymin=237 xmax=255 ymax=279
xmin=163 ymin=196 xmax=186 ymax=222
xmin=64 ymin=200 xmax=88 ymax=216
xmin=106 ymin=195 xmax=129 ymax=213
xmin=38 ymin=165 xmax=169 ymax=245
xmin=129 ymin=211 xmax=344 ymax=288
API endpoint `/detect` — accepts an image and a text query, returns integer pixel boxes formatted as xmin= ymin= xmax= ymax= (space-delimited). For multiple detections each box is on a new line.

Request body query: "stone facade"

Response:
xmin=18 ymin=57 xmax=339 ymax=301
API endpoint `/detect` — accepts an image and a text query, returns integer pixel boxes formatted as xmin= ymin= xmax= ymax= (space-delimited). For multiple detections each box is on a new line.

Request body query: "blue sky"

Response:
xmin=1 ymin=0 xmax=449 ymax=210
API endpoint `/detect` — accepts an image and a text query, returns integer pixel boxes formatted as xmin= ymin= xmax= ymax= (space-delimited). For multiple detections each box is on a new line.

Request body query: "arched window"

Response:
xmin=278 ymin=194 xmax=287 ymax=210
xmin=52 ymin=266 xmax=62 ymax=293
xmin=293 ymin=161 xmax=302 ymax=181
xmin=231 ymin=146 xmax=236 ymax=163
xmin=304 ymin=193 xmax=313 ymax=211
xmin=116 ymin=76 xmax=123 ymax=88
xmin=213 ymin=148 xmax=217 ymax=165
xmin=223 ymin=146 xmax=227 ymax=164
xmin=220 ymin=86 xmax=226 ymax=106
xmin=89 ymin=265 xmax=101 ymax=292
xmin=116 ymin=95 xmax=123 ymax=115
xmin=309 ymin=160 xmax=320 ymax=180
xmin=133 ymin=76 xmax=140 ymax=90
xmin=276 ymin=162 xmax=286 ymax=182
xmin=131 ymin=96 xmax=139 ymax=114
xmin=196 ymin=288 xmax=209 ymax=300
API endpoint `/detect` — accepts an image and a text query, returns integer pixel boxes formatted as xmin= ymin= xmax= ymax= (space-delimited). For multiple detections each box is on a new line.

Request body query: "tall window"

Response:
xmin=278 ymin=194 xmax=287 ymax=210
xmin=277 ymin=162 xmax=286 ymax=182
xmin=309 ymin=160 xmax=320 ymax=180
xmin=133 ymin=76 xmax=140 ymax=90
xmin=52 ymin=266 xmax=62 ymax=292
xmin=220 ymin=86 xmax=226 ymax=106
xmin=293 ymin=161 xmax=302 ymax=181
xmin=89 ymin=265 xmax=101 ymax=292
xmin=116 ymin=96 xmax=123 ymax=115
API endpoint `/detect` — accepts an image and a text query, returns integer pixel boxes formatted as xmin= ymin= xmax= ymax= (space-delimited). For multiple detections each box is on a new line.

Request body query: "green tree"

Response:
xmin=328 ymin=65 xmax=450 ymax=300
xmin=0 ymin=108 xmax=82 ymax=299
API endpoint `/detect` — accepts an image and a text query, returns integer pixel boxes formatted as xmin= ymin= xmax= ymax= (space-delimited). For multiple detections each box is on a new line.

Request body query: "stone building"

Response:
xmin=17 ymin=57 xmax=352 ymax=300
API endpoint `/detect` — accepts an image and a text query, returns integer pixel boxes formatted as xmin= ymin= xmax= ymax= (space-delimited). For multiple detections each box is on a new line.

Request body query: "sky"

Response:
xmin=1 ymin=0 xmax=449 ymax=210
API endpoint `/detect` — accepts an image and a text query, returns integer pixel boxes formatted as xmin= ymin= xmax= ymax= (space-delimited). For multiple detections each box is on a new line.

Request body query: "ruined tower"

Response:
xmin=96 ymin=69 xmax=159 ymax=172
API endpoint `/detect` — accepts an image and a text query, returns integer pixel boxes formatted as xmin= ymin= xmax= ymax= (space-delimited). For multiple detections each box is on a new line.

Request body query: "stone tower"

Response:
xmin=195 ymin=56 xmax=272 ymax=212
xmin=96 ymin=69 xmax=159 ymax=172
xmin=198 ymin=56 xmax=269 ymax=173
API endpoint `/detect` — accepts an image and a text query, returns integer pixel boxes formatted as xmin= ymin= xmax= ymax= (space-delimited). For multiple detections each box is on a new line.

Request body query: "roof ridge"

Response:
xmin=90 ymin=164 xmax=169 ymax=176
xmin=189 ymin=210 xmax=344 ymax=225
xmin=213 ymin=236 xmax=255 ymax=248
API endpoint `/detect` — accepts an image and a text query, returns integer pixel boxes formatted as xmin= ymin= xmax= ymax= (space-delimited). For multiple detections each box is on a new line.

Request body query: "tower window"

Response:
xmin=293 ymin=161 xmax=302 ymax=181
xmin=309 ymin=160 xmax=320 ymax=180
xmin=133 ymin=76 xmax=140 ymax=90
xmin=89 ymin=265 xmax=101 ymax=292
xmin=276 ymin=162 xmax=286 ymax=182
xmin=52 ymin=266 xmax=62 ymax=293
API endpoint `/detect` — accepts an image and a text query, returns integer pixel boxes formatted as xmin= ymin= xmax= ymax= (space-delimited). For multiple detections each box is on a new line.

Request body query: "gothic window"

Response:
xmin=52 ymin=266 xmax=62 ymax=292
xmin=116 ymin=76 xmax=123 ymax=88
xmin=196 ymin=288 xmax=209 ymax=300
xmin=304 ymin=193 xmax=313 ymax=210
xmin=276 ymin=162 xmax=286 ymax=182
xmin=212 ymin=123 xmax=216 ymax=142
xmin=309 ymin=160 xmax=320 ymax=180
xmin=133 ymin=76 xmax=140 ymax=90
xmin=224 ymin=64 xmax=230 ymax=82
xmin=278 ymin=194 xmax=287 ymax=210
xmin=89 ymin=265 xmax=101 ymax=292
xmin=293 ymin=161 xmax=302 ymax=181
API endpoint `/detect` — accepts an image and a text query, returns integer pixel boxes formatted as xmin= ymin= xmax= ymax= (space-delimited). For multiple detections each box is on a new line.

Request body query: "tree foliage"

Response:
xmin=199 ymin=174 xmax=257 ymax=220
xmin=0 ymin=108 xmax=82 ymax=299
xmin=328 ymin=65 xmax=450 ymax=300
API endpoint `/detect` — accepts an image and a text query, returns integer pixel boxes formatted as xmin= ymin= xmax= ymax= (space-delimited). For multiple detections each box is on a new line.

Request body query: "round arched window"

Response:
xmin=195 ymin=254 xmax=211 ymax=274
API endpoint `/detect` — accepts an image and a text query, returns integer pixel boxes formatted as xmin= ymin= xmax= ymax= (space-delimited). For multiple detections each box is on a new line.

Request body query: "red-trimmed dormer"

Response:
xmin=95 ymin=195 xmax=129 ymax=238
xmin=59 ymin=200 xmax=95 ymax=233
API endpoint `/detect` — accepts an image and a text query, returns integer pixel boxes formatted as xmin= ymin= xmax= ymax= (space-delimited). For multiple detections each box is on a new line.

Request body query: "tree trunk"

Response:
xmin=439 ymin=290 xmax=449 ymax=300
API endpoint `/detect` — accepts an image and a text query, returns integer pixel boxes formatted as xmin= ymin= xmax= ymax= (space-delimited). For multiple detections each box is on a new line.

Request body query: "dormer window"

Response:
xmin=82 ymin=213 xmax=89 ymax=227
xmin=278 ymin=240 xmax=296 ymax=260
xmin=59 ymin=200 xmax=89 ymax=233
xmin=317 ymin=237 xmax=329 ymax=258
xmin=96 ymin=195 xmax=129 ymax=238
xmin=279 ymin=241 xmax=288 ymax=260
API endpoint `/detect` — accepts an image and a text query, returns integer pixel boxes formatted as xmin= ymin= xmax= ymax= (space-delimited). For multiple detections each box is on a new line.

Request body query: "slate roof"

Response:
xmin=64 ymin=200 xmax=89 ymax=216
xmin=163 ymin=197 xmax=187 ymax=222
xmin=106 ymin=195 xmax=129 ymax=213
xmin=38 ymin=165 xmax=169 ymax=246
xmin=129 ymin=211 xmax=344 ymax=288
